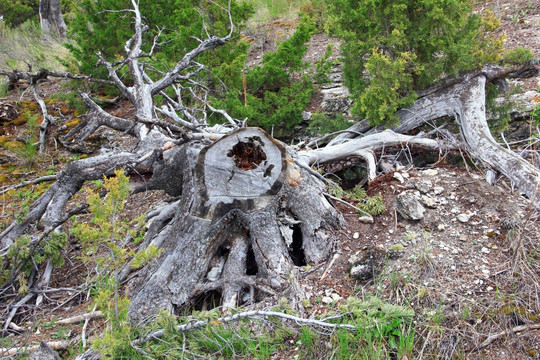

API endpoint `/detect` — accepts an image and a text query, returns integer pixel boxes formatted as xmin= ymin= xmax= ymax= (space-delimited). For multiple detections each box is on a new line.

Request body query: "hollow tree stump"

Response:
xmin=128 ymin=128 xmax=341 ymax=323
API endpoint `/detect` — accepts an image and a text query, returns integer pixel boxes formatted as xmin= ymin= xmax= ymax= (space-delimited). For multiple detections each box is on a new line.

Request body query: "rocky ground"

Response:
xmin=0 ymin=0 xmax=539 ymax=358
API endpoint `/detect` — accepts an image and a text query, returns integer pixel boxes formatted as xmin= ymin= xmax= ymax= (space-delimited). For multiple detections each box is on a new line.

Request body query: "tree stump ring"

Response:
xmin=192 ymin=128 xmax=288 ymax=219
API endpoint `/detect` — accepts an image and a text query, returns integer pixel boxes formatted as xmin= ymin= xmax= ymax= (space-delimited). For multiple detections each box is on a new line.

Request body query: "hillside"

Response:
xmin=0 ymin=0 xmax=539 ymax=359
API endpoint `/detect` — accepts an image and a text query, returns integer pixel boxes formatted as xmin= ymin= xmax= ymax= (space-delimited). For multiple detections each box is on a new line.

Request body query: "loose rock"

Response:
xmin=395 ymin=192 xmax=426 ymax=221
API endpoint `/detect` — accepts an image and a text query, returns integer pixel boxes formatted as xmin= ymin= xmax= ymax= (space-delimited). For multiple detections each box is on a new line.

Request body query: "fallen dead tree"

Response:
xmin=0 ymin=0 xmax=538 ymax=332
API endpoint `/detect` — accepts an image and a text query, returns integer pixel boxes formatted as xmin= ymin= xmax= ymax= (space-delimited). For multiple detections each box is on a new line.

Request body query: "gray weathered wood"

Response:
xmin=127 ymin=128 xmax=341 ymax=323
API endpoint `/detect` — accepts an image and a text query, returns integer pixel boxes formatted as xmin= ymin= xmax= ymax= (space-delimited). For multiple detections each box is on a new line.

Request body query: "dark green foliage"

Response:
xmin=66 ymin=0 xmax=253 ymax=79
xmin=0 ymin=0 xmax=38 ymax=27
xmin=307 ymin=112 xmax=350 ymax=135
xmin=485 ymin=82 xmax=524 ymax=133
xmin=326 ymin=0 xmax=504 ymax=125
xmin=212 ymin=17 xmax=317 ymax=136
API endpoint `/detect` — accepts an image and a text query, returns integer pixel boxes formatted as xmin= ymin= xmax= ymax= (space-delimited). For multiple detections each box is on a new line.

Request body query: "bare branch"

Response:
xmin=0 ymin=341 xmax=69 ymax=357
xmin=97 ymin=52 xmax=132 ymax=101
xmin=132 ymin=310 xmax=357 ymax=346
xmin=475 ymin=323 xmax=540 ymax=350
xmin=0 ymin=175 xmax=57 ymax=196
xmin=151 ymin=35 xmax=231 ymax=95
xmin=0 ymin=68 xmax=115 ymax=87
xmin=56 ymin=311 xmax=104 ymax=325
xmin=33 ymin=86 xmax=55 ymax=152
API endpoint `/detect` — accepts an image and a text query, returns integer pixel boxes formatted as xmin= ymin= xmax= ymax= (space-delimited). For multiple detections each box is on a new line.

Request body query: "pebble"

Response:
xmin=348 ymin=253 xmax=360 ymax=264
xmin=457 ymin=213 xmax=470 ymax=223
xmin=393 ymin=172 xmax=405 ymax=183
xmin=353 ymin=232 xmax=359 ymax=239
xmin=358 ymin=215 xmax=374 ymax=223
xmin=416 ymin=180 xmax=432 ymax=193
xmin=422 ymin=169 xmax=438 ymax=176
xmin=421 ymin=195 xmax=437 ymax=208
xmin=433 ymin=186 xmax=445 ymax=195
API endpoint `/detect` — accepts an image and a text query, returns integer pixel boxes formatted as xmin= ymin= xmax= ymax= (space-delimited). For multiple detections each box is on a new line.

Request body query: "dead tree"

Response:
xmin=39 ymin=0 xmax=67 ymax=38
xmin=0 ymin=0 xmax=538 ymax=326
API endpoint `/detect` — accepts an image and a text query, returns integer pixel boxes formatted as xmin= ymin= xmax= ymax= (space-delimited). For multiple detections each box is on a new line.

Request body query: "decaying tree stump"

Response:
xmin=127 ymin=128 xmax=341 ymax=322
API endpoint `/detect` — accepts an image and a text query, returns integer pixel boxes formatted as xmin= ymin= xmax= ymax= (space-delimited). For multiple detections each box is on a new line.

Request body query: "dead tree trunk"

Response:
xmin=127 ymin=128 xmax=341 ymax=322
xmin=315 ymin=66 xmax=540 ymax=209
xmin=39 ymin=0 xmax=67 ymax=38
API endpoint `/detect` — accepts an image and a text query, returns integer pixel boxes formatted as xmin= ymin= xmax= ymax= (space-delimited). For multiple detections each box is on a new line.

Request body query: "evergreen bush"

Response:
xmin=211 ymin=17 xmax=318 ymax=136
xmin=0 ymin=0 xmax=37 ymax=28
xmin=326 ymin=0 xmax=504 ymax=125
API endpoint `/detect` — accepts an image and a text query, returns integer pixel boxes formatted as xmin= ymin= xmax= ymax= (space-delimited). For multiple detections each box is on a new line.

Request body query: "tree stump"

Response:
xmin=128 ymin=128 xmax=342 ymax=323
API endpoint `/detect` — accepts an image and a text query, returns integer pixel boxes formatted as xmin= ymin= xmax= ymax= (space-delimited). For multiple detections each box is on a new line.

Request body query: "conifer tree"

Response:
xmin=327 ymin=0 xmax=503 ymax=125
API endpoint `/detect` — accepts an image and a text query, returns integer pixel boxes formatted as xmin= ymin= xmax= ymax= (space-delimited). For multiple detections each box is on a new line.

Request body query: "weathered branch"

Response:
xmin=132 ymin=310 xmax=356 ymax=346
xmin=0 ymin=175 xmax=57 ymax=195
xmin=0 ymin=340 xmax=68 ymax=357
xmin=56 ymin=311 xmax=104 ymax=325
xmin=474 ymin=323 xmax=540 ymax=350
xmin=32 ymin=86 xmax=55 ymax=153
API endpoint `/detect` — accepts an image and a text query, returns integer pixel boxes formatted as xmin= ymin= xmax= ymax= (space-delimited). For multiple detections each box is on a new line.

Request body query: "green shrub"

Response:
xmin=485 ymin=83 xmax=524 ymax=132
xmin=502 ymin=47 xmax=534 ymax=65
xmin=0 ymin=0 xmax=37 ymax=28
xmin=326 ymin=0 xmax=504 ymax=125
xmin=307 ymin=112 xmax=350 ymax=135
xmin=212 ymin=17 xmax=317 ymax=136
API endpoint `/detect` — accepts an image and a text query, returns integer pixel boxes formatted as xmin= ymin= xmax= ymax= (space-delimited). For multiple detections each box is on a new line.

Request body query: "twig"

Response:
xmin=324 ymin=192 xmax=373 ymax=218
xmin=3 ymin=293 xmax=34 ymax=331
xmin=0 ymin=175 xmax=57 ymax=195
xmin=82 ymin=305 xmax=98 ymax=349
xmin=321 ymin=253 xmax=339 ymax=280
xmin=35 ymin=260 xmax=53 ymax=307
xmin=56 ymin=310 xmax=103 ymax=325
xmin=474 ymin=323 xmax=540 ymax=350
xmin=132 ymin=310 xmax=357 ymax=346
xmin=8 ymin=322 xmax=25 ymax=332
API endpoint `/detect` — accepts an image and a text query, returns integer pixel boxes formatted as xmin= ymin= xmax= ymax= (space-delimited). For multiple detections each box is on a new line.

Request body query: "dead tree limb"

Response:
xmin=132 ymin=310 xmax=357 ymax=347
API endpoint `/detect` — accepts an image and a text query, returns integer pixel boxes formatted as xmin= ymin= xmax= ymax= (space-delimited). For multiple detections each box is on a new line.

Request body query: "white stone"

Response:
xmin=457 ymin=213 xmax=470 ymax=223
xmin=321 ymin=296 xmax=334 ymax=304
xmin=421 ymin=195 xmax=437 ymax=208
xmin=422 ymin=169 xmax=438 ymax=176
xmin=358 ymin=215 xmax=374 ymax=223
xmin=393 ymin=172 xmax=405 ymax=183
